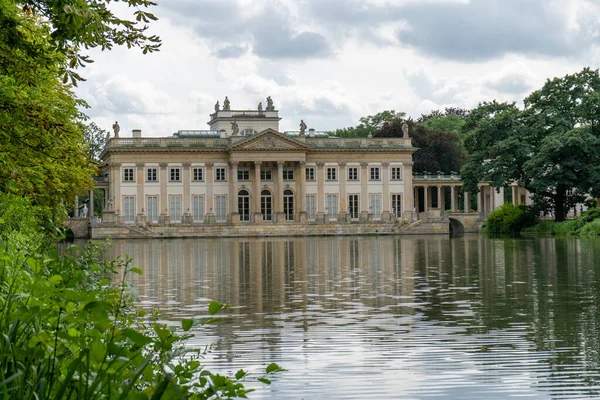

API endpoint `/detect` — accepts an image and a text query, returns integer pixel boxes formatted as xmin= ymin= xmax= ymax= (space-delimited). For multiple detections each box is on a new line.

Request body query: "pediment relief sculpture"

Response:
xmin=236 ymin=134 xmax=304 ymax=151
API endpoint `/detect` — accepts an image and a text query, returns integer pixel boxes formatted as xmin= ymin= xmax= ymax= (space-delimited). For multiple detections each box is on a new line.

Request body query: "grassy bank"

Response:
xmin=522 ymin=208 xmax=600 ymax=237
xmin=0 ymin=193 xmax=281 ymax=399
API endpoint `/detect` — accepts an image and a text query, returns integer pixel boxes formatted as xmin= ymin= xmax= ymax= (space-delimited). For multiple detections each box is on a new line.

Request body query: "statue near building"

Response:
xmin=258 ymin=102 xmax=263 ymax=112
xmin=214 ymin=100 xmax=220 ymax=113
xmin=231 ymin=120 xmax=239 ymax=135
xmin=266 ymin=96 xmax=274 ymax=111
xmin=223 ymin=96 xmax=231 ymax=111
xmin=105 ymin=197 xmax=114 ymax=210
xmin=299 ymin=119 xmax=307 ymax=136
xmin=112 ymin=121 xmax=120 ymax=138
xmin=402 ymin=122 xmax=409 ymax=138
xmin=81 ymin=203 xmax=88 ymax=218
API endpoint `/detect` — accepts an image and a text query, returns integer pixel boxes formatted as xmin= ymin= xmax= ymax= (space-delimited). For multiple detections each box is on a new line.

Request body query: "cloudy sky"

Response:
xmin=76 ymin=0 xmax=600 ymax=137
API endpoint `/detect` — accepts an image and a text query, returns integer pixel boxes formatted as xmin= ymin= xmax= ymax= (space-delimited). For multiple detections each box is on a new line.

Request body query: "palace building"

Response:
xmin=96 ymin=99 xmax=419 ymax=236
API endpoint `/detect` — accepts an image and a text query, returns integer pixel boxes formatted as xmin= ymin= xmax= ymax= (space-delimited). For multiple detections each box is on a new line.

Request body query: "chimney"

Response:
xmin=132 ymin=129 xmax=142 ymax=138
xmin=309 ymin=128 xmax=315 ymax=137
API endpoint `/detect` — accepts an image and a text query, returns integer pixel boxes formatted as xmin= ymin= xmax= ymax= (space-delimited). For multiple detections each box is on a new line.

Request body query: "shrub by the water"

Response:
xmin=483 ymin=204 xmax=538 ymax=234
xmin=0 ymin=193 xmax=282 ymax=399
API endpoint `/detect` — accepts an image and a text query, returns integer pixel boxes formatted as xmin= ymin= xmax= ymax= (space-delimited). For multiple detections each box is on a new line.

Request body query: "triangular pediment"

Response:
xmin=229 ymin=129 xmax=311 ymax=151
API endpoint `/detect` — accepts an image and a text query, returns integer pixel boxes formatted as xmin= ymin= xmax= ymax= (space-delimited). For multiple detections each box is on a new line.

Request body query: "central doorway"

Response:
xmin=284 ymin=189 xmax=294 ymax=221
xmin=238 ymin=189 xmax=250 ymax=221
xmin=261 ymin=189 xmax=272 ymax=221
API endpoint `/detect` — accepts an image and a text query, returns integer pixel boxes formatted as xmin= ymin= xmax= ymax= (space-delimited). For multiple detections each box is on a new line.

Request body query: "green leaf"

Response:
xmin=208 ymin=301 xmax=230 ymax=315
xmin=235 ymin=369 xmax=247 ymax=380
xmin=181 ymin=319 xmax=193 ymax=332
xmin=266 ymin=363 xmax=285 ymax=373
xmin=130 ymin=267 xmax=143 ymax=275
xmin=257 ymin=377 xmax=271 ymax=385
xmin=121 ymin=328 xmax=153 ymax=346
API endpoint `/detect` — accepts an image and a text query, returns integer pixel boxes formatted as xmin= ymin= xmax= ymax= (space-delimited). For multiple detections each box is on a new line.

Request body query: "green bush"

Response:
xmin=483 ymin=204 xmax=538 ymax=234
xmin=523 ymin=220 xmax=578 ymax=234
xmin=577 ymin=218 xmax=600 ymax=237
xmin=0 ymin=193 xmax=282 ymax=399
xmin=575 ymin=207 xmax=600 ymax=229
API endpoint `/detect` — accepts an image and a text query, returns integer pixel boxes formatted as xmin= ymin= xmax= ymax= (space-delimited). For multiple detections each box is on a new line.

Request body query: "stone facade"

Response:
xmin=98 ymin=107 xmax=416 ymax=233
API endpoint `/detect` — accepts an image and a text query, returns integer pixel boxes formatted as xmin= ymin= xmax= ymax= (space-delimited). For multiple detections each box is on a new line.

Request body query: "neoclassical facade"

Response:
xmin=99 ymin=105 xmax=416 ymax=228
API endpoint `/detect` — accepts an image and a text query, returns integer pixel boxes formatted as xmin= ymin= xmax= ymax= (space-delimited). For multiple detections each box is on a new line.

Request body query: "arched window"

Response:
xmin=283 ymin=189 xmax=294 ymax=221
xmin=238 ymin=190 xmax=250 ymax=221
xmin=261 ymin=189 xmax=272 ymax=221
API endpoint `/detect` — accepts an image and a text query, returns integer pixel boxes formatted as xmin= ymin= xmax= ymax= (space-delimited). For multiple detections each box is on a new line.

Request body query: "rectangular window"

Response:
xmin=348 ymin=194 xmax=359 ymax=219
xmin=306 ymin=194 xmax=316 ymax=220
xmin=391 ymin=167 xmax=403 ymax=181
xmin=147 ymin=196 xmax=158 ymax=222
xmin=123 ymin=168 xmax=134 ymax=182
xmin=370 ymin=167 xmax=380 ymax=181
xmin=215 ymin=195 xmax=227 ymax=221
xmin=283 ymin=167 xmax=294 ymax=180
xmin=169 ymin=195 xmax=182 ymax=222
xmin=391 ymin=194 xmax=402 ymax=217
xmin=326 ymin=167 xmax=337 ymax=181
xmin=261 ymin=169 xmax=272 ymax=181
xmin=215 ymin=167 xmax=227 ymax=182
xmin=305 ymin=167 xmax=315 ymax=181
xmin=326 ymin=194 xmax=338 ymax=218
xmin=192 ymin=168 xmax=204 ymax=182
xmin=146 ymin=168 xmax=157 ymax=182
xmin=369 ymin=194 xmax=382 ymax=219
xmin=237 ymin=169 xmax=250 ymax=181
xmin=347 ymin=167 xmax=359 ymax=181
xmin=123 ymin=196 xmax=135 ymax=222
xmin=192 ymin=195 xmax=204 ymax=221
xmin=170 ymin=167 xmax=181 ymax=182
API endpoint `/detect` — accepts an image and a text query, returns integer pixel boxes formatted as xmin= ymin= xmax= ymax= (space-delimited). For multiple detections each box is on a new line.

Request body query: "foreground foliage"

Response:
xmin=0 ymin=194 xmax=282 ymax=399
xmin=523 ymin=208 xmax=600 ymax=237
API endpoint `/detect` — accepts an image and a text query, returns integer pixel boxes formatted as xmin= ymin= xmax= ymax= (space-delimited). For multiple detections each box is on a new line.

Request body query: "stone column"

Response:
xmin=382 ymin=162 xmax=391 ymax=222
xmin=338 ymin=162 xmax=348 ymax=222
xmin=229 ymin=161 xmax=239 ymax=223
xmin=253 ymin=162 xmax=263 ymax=222
xmin=112 ymin=163 xmax=121 ymax=217
xmin=159 ymin=163 xmax=168 ymax=224
xmin=512 ymin=184 xmax=519 ymax=205
xmin=477 ymin=185 xmax=484 ymax=213
xmin=423 ymin=185 xmax=429 ymax=213
xmin=360 ymin=162 xmax=369 ymax=222
xmin=205 ymin=163 xmax=214 ymax=218
xmin=450 ymin=186 xmax=457 ymax=212
xmin=464 ymin=191 xmax=470 ymax=212
xmin=89 ymin=189 xmax=94 ymax=223
xmin=437 ymin=185 xmax=442 ymax=210
xmin=403 ymin=162 xmax=414 ymax=220
xmin=74 ymin=195 xmax=79 ymax=217
xmin=276 ymin=161 xmax=285 ymax=222
xmin=298 ymin=162 xmax=307 ymax=222
xmin=136 ymin=162 xmax=145 ymax=224
xmin=316 ymin=162 xmax=325 ymax=222
xmin=414 ymin=186 xmax=419 ymax=212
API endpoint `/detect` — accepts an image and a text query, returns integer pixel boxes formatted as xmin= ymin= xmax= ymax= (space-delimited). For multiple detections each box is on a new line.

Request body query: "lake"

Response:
xmin=104 ymin=235 xmax=600 ymax=399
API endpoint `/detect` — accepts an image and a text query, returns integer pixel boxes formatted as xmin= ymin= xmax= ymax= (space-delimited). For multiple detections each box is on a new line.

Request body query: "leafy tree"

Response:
xmin=461 ymin=69 xmax=600 ymax=221
xmin=330 ymin=110 xmax=405 ymax=137
xmin=374 ymin=120 xmax=466 ymax=174
xmin=1 ymin=0 xmax=160 ymax=217
xmin=83 ymin=121 xmax=108 ymax=163
xmin=418 ymin=107 xmax=470 ymax=123
xmin=421 ymin=114 xmax=467 ymax=138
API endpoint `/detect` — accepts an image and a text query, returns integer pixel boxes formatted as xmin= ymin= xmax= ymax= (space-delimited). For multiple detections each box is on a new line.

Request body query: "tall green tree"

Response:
xmin=330 ymin=110 xmax=405 ymax=137
xmin=0 ymin=0 xmax=160 ymax=217
xmin=374 ymin=120 xmax=466 ymax=174
xmin=82 ymin=121 xmax=108 ymax=163
xmin=461 ymin=69 xmax=600 ymax=221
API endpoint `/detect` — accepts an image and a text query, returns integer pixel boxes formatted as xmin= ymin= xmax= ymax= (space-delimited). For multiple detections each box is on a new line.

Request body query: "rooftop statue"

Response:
xmin=214 ymin=100 xmax=220 ymax=113
xmin=299 ymin=119 xmax=307 ymax=136
xmin=258 ymin=102 xmax=263 ymax=112
xmin=402 ymin=122 xmax=409 ymax=138
xmin=112 ymin=121 xmax=120 ymax=138
xmin=231 ymin=120 xmax=239 ymax=136
xmin=266 ymin=96 xmax=274 ymax=111
xmin=223 ymin=96 xmax=231 ymax=111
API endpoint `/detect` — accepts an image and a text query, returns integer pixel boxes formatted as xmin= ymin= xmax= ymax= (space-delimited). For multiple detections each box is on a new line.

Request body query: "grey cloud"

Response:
xmin=284 ymin=96 xmax=352 ymax=117
xmin=163 ymin=1 xmax=332 ymax=59
xmin=215 ymin=44 xmax=247 ymax=59
xmin=486 ymin=75 xmax=533 ymax=94
xmin=304 ymin=0 xmax=599 ymax=62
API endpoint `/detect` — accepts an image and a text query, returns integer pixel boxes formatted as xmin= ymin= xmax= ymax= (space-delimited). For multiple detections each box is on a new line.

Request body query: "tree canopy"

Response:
xmin=461 ymin=68 xmax=600 ymax=221
xmin=0 ymin=0 xmax=160 ymax=217
xmin=330 ymin=110 xmax=405 ymax=138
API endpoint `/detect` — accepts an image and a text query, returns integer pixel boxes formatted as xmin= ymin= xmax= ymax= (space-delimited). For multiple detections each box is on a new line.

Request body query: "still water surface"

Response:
xmin=105 ymin=235 xmax=600 ymax=399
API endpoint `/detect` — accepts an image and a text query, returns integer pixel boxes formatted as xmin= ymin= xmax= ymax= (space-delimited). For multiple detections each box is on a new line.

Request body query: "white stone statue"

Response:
xmin=402 ymin=122 xmax=409 ymax=138
xmin=299 ymin=119 xmax=307 ymax=136
xmin=214 ymin=100 xmax=220 ymax=113
xmin=258 ymin=102 xmax=263 ymax=112
xmin=105 ymin=197 xmax=114 ymax=210
xmin=81 ymin=203 xmax=88 ymax=218
xmin=112 ymin=121 xmax=120 ymax=138
xmin=231 ymin=120 xmax=239 ymax=135
xmin=266 ymin=96 xmax=274 ymax=111
xmin=223 ymin=96 xmax=231 ymax=111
